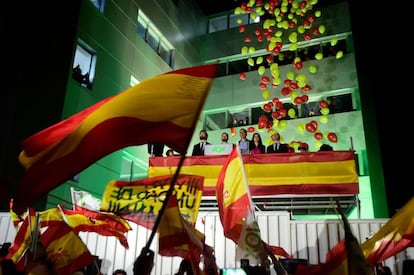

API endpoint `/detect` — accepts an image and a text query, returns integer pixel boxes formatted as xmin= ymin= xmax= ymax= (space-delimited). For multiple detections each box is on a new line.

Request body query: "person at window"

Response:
xmin=319 ymin=143 xmax=333 ymax=151
xmin=221 ymin=132 xmax=230 ymax=144
xmin=266 ymin=132 xmax=289 ymax=153
xmin=249 ymin=132 xmax=265 ymax=155
xmin=148 ymin=143 xmax=164 ymax=157
xmin=192 ymin=130 xmax=210 ymax=156
xmin=298 ymin=143 xmax=309 ymax=152
xmin=113 ymin=269 xmax=127 ymax=275
xmin=238 ymin=128 xmax=250 ymax=154
xmin=166 ymin=149 xmax=175 ymax=156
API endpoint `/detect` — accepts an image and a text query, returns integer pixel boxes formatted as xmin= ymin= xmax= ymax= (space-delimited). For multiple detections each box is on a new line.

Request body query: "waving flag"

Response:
xmin=361 ymin=195 xmax=414 ymax=264
xmin=216 ymin=146 xmax=267 ymax=265
xmin=216 ymin=146 xmax=252 ymax=242
xmin=158 ymin=194 xmax=205 ymax=275
xmin=14 ymin=63 xmax=218 ymax=214
xmin=39 ymin=206 xmax=131 ymax=249
xmin=5 ymin=208 xmax=37 ymax=265
xmin=40 ymin=221 xmax=93 ymax=275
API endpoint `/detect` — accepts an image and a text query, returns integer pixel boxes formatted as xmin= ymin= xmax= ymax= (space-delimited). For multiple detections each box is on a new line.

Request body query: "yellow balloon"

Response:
xmin=336 ymin=51 xmax=344 ymax=59
xmin=288 ymin=32 xmax=298 ymax=43
xmin=262 ymin=89 xmax=270 ymax=99
xmin=318 ymin=25 xmax=326 ymax=34
xmin=278 ymin=119 xmax=288 ymax=129
xmin=288 ymin=108 xmax=296 ymax=118
xmin=286 ymin=71 xmax=295 ymax=80
xmin=256 ymin=56 xmax=264 ymax=65
xmin=289 ymin=43 xmax=298 ymax=51
xmin=241 ymin=46 xmax=248 ymax=55
xmin=319 ymin=115 xmax=328 ymax=123
xmin=296 ymin=123 xmax=305 ymax=134
xmin=320 ymin=107 xmax=330 ymax=115
xmin=315 ymin=53 xmax=323 ymax=60
xmin=247 ymin=58 xmax=255 ymax=67
xmin=330 ymin=37 xmax=338 ymax=46
xmin=308 ymin=65 xmax=318 ymax=73
xmin=249 ymin=47 xmax=256 ymax=53
xmin=258 ymin=66 xmax=266 ymax=75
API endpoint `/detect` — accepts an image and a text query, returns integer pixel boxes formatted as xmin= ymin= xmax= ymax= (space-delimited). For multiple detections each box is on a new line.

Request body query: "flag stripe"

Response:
xmin=150 ymin=151 xmax=358 ymax=196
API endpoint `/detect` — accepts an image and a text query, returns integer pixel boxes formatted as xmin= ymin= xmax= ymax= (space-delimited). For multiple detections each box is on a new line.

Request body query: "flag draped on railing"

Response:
xmin=13 ymin=63 xmax=218 ymax=214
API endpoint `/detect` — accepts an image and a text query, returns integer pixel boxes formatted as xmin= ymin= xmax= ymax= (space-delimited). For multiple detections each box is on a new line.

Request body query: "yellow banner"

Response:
xmin=100 ymin=174 xmax=204 ymax=229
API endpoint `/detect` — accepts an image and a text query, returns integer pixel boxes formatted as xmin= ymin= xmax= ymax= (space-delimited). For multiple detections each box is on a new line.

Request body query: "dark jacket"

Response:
xmin=266 ymin=142 xmax=289 ymax=153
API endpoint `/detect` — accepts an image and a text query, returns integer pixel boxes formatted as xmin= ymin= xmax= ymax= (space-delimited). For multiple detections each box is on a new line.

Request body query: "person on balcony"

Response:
xmin=238 ymin=128 xmax=250 ymax=154
xmin=221 ymin=132 xmax=230 ymax=144
xmin=249 ymin=132 xmax=265 ymax=154
xmin=192 ymin=130 xmax=210 ymax=156
xmin=266 ymin=132 xmax=289 ymax=153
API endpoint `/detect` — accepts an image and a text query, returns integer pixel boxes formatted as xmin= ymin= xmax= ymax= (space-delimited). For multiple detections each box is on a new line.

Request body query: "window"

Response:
xmin=89 ymin=0 xmax=105 ymax=13
xmin=72 ymin=41 xmax=96 ymax=90
xmin=137 ymin=10 xmax=175 ymax=68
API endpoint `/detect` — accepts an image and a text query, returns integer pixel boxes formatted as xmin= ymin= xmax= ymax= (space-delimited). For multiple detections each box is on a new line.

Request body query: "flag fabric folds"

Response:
xmin=361 ymin=196 xmax=414 ymax=264
xmin=40 ymin=221 xmax=94 ymax=275
xmin=158 ymin=194 xmax=205 ymax=275
xmin=14 ymin=63 xmax=218 ymax=214
xmin=39 ymin=206 xmax=131 ymax=249
xmin=216 ymin=146 xmax=268 ymax=266
xmin=6 ymin=208 xmax=37 ymax=265
xmin=100 ymin=174 xmax=204 ymax=230
xmin=216 ymin=146 xmax=252 ymax=242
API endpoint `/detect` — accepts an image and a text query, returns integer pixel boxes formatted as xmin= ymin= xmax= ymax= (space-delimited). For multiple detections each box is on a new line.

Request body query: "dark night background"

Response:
xmin=1 ymin=1 xmax=411 ymax=216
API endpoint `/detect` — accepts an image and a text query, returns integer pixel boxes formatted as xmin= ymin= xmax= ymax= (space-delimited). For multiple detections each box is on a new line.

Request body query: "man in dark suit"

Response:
xmin=192 ymin=129 xmax=210 ymax=156
xmin=148 ymin=143 xmax=164 ymax=157
xmin=266 ymin=132 xmax=289 ymax=153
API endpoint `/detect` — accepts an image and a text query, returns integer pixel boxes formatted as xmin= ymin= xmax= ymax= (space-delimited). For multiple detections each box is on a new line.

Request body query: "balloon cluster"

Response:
xmin=235 ymin=0 xmax=341 ymax=146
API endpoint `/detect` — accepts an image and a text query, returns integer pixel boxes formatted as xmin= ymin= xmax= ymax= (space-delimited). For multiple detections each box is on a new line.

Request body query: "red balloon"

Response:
xmin=301 ymin=94 xmax=309 ymax=103
xmin=247 ymin=126 xmax=255 ymax=133
xmin=245 ymin=35 xmax=252 ymax=42
xmin=327 ymin=132 xmax=338 ymax=143
xmin=259 ymin=115 xmax=268 ymax=122
xmin=279 ymin=108 xmax=288 ymax=118
xmin=271 ymin=111 xmax=280 ymax=119
xmin=314 ymin=132 xmax=323 ymax=140
xmin=281 ymin=87 xmax=291 ymax=96
xmin=319 ymin=100 xmax=329 ymax=108
xmin=258 ymin=120 xmax=267 ymax=129
xmin=301 ymin=84 xmax=312 ymax=92
xmin=240 ymin=72 xmax=246 ymax=80
xmin=239 ymin=25 xmax=246 ymax=33
xmin=305 ymin=122 xmax=317 ymax=132
xmin=310 ymin=120 xmax=318 ymax=129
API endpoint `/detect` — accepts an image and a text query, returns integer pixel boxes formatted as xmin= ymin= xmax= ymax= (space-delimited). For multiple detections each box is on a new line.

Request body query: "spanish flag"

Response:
xmin=14 ymin=63 xmax=218 ymax=214
xmin=39 ymin=206 xmax=131 ymax=249
xmin=216 ymin=145 xmax=252 ymax=242
xmin=158 ymin=194 xmax=205 ymax=275
xmin=40 ymin=221 xmax=93 ymax=275
xmin=361 ymin=196 xmax=414 ymax=264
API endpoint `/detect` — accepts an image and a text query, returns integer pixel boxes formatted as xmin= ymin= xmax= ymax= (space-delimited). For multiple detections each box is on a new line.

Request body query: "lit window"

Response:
xmin=136 ymin=10 xmax=175 ymax=68
xmin=89 ymin=0 xmax=105 ymax=13
xmin=72 ymin=41 xmax=96 ymax=90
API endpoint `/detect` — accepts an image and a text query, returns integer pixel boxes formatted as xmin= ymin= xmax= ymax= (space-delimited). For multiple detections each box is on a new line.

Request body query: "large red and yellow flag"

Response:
xmin=361 ymin=195 xmax=414 ymax=264
xmin=100 ymin=174 xmax=204 ymax=230
xmin=40 ymin=221 xmax=93 ymax=275
xmin=158 ymin=194 xmax=205 ymax=275
xmin=14 ymin=63 xmax=218 ymax=214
